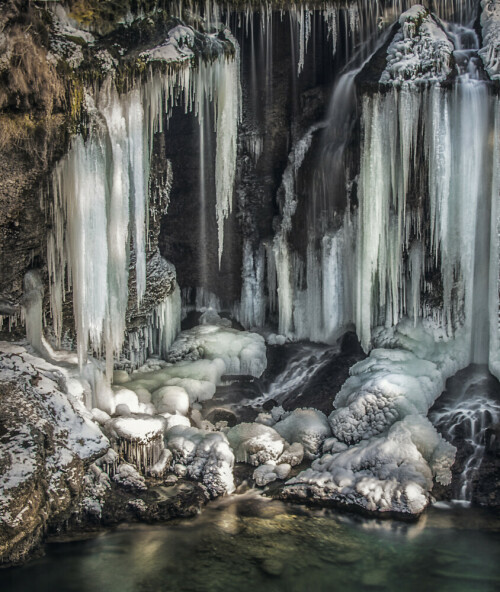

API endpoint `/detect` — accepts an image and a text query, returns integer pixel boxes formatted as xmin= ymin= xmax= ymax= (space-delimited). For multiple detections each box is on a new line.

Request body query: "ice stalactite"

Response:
xmin=125 ymin=284 xmax=182 ymax=369
xmin=47 ymin=46 xmax=240 ymax=371
xmin=213 ymin=46 xmax=241 ymax=266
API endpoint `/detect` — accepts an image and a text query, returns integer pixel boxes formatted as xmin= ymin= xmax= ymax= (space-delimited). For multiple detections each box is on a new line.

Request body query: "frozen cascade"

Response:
xmin=356 ymin=81 xmax=496 ymax=355
xmin=47 ymin=49 xmax=240 ymax=371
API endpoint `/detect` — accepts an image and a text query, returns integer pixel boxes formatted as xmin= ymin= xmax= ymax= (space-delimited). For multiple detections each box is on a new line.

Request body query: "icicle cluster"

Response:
xmin=47 ymin=48 xmax=240 ymax=370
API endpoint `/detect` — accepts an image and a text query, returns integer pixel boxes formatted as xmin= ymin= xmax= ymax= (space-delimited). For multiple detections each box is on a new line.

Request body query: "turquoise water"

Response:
xmin=1 ymin=494 xmax=499 ymax=592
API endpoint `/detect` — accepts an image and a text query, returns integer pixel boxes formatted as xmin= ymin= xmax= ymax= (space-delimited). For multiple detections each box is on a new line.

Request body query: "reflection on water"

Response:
xmin=1 ymin=492 xmax=500 ymax=592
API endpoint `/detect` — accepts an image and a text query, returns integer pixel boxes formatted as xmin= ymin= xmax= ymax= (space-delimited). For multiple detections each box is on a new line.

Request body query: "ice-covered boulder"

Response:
xmin=152 ymin=385 xmax=190 ymax=415
xmin=253 ymin=463 xmax=291 ymax=487
xmin=126 ymin=358 xmax=226 ymax=401
xmin=167 ymin=324 xmax=267 ymax=377
xmin=165 ymin=425 xmax=235 ymax=496
xmin=226 ymin=422 xmax=285 ymax=466
xmin=163 ymin=377 xmax=215 ymax=404
xmin=479 ymin=0 xmax=500 ymax=80
xmin=274 ymin=408 xmax=332 ymax=459
xmin=104 ymin=415 xmax=166 ymax=474
xmin=328 ymin=349 xmax=443 ymax=444
xmin=278 ymin=442 xmax=304 ymax=467
xmin=113 ymin=463 xmax=147 ymax=491
xmin=282 ymin=414 xmax=455 ymax=515
xmin=380 ymin=5 xmax=454 ymax=84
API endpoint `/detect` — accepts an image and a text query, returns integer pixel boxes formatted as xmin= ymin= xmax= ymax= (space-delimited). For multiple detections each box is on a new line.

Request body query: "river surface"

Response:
xmin=1 ymin=493 xmax=500 ymax=592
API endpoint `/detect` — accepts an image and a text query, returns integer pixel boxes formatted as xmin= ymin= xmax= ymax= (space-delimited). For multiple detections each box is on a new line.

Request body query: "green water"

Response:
xmin=1 ymin=495 xmax=500 ymax=592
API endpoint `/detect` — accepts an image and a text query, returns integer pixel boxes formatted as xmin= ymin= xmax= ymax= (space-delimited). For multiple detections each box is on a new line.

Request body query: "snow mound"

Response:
xmin=274 ymin=409 xmax=332 ymax=459
xmin=165 ymin=425 xmax=235 ymax=497
xmin=226 ymin=423 xmax=285 ymax=466
xmin=479 ymin=0 xmax=500 ymax=80
xmin=380 ymin=5 xmax=454 ymax=84
xmin=167 ymin=324 xmax=267 ymax=377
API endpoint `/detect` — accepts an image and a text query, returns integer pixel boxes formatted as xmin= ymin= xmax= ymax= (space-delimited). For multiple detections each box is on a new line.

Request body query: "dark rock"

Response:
xmin=205 ymin=407 xmax=238 ymax=427
xmin=262 ymin=398 xmax=278 ymax=412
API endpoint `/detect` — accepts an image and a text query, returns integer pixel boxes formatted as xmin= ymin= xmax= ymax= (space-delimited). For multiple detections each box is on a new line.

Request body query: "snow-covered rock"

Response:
xmin=0 ymin=343 xmax=108 ymax=563
xmin=380 ymin=5 xmax=454 ymax=84
xmin=274 ymin=408 xmax=332 ymax=459
xmin=140 ymin=25 xmax=195 ymax=63
xmin=226 ymin=423 xmax=285 ymax=466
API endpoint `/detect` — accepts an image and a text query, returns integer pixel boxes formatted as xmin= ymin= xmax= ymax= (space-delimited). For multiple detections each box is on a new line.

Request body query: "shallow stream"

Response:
xmin=2 ymin=494 xmax=499 ymax=592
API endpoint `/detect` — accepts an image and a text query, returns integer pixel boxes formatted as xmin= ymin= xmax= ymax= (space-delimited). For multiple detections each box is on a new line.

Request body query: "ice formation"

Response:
xmin=104 ymin=415 xmax=166 ymax=474
xmin=274 ymin=409 xmax=332 ymax=459
xmin=167 ymin=325 xmax=267 ymax=377
xmin=253 ymin=463 xmax=291 ymax=486
xmin=283 ymin=413 xmax=455 ymax=515
xmin=165 ymin=425 xmax=235 ymax=496
xmin=46 ymin=32 xmax=240 ymax=372
xmin=226 ymin=423 xmax=285 ymax=466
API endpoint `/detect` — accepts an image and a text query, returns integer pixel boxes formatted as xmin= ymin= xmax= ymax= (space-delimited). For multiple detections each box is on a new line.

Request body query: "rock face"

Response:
xmin=0 ymin=343 xmax=108 ymax=564
xmin=479 ymin=0 xmax=500 ymax=80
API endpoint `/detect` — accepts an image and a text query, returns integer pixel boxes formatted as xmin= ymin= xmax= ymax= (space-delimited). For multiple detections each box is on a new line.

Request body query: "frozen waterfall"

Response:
xmin=46 ymin=51 xmax=240 ymax=370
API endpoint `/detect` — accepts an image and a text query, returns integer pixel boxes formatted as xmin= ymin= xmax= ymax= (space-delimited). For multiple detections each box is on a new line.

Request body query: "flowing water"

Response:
xmin=1 ymin=494 xmax=500 ymax=592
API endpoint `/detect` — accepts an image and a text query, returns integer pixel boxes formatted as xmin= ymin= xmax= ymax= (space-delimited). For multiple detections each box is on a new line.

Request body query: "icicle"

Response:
xmin=22 ymin=270 xmax=44 ymax=352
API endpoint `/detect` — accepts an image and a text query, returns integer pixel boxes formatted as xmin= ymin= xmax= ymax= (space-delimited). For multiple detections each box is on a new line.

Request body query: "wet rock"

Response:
xmin=205 ymin=407 xmax=238 ymax=427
